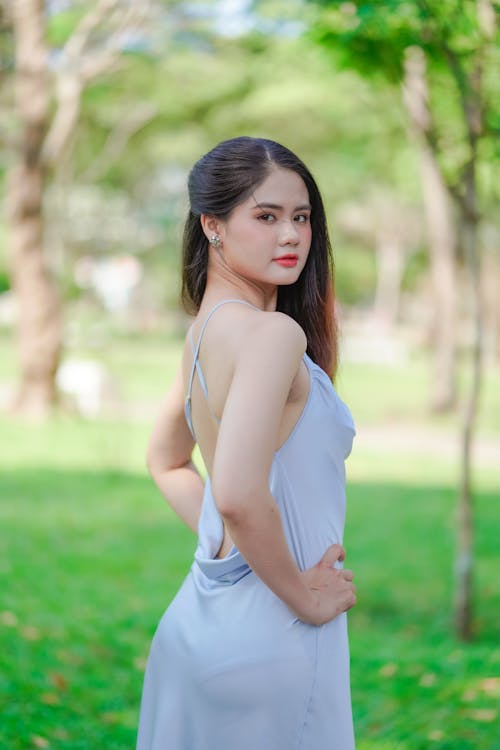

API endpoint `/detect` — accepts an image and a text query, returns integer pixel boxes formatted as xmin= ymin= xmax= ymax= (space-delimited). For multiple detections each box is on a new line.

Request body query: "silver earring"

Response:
xmin=209 ymin=234 xmax=221 ymax=248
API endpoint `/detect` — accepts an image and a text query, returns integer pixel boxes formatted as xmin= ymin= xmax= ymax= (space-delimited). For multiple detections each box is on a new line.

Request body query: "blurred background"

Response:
xmin=0 ymin=1 xmax=499 ymax=748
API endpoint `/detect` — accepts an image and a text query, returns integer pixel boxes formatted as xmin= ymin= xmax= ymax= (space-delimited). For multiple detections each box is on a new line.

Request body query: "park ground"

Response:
xmin=0 ymin=326 xmax=499 ymax=750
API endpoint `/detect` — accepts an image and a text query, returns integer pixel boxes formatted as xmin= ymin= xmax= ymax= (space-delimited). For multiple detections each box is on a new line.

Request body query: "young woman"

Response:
xmin=137 ymin=136 xmax=357 ymax=749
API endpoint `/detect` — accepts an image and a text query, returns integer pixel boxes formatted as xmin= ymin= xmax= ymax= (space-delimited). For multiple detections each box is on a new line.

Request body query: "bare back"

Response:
xmin=182 ymin=300 xmax=310 ymax=556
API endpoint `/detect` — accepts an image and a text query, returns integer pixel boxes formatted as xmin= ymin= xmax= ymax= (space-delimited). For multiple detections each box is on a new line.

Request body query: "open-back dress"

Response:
xmin=136 ymin=299 xmax=356 ymax=749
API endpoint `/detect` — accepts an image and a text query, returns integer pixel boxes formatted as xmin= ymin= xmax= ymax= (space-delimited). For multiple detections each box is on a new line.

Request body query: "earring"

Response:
xmin=209 ymin=234 xmax=221 ymax=248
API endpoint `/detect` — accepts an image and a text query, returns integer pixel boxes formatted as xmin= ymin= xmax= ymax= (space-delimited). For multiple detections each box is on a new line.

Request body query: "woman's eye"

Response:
xmin=295 ymin=214 xmax=310 ymax=224
xmin=258 ymin=214 xmax=275 ymax=223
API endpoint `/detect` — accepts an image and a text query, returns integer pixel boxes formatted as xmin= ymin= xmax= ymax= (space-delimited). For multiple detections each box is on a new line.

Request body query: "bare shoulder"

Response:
xmin=250 ymin=310 xmax=305 ymax=346
xmin=236 ymin=310 xmax=307 ymax=369
xmin=186 ymin=302 xmax=306 ymax=391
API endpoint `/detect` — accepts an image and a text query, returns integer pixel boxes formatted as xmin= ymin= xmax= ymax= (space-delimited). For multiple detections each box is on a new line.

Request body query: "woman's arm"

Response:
xmin=146 ymin=364 xmax=204 ymax=533
xmin=212 ymin=314 xmax=356 ymax=626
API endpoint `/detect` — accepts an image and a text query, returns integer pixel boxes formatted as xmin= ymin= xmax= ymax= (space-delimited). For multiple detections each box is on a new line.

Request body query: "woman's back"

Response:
xmin=181 ymin=298 xmax=311 ymax=477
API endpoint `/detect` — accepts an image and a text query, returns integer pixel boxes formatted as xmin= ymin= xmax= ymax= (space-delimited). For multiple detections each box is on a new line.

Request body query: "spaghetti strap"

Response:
xmin=184 ymin=298 xmax=260 ymax=438
xmin=189 ymin=328 xmax=209 ymax=399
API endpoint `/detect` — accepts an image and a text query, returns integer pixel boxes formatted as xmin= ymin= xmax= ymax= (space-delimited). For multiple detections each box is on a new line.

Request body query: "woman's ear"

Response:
xmin=200 ymin=214 xmax=223 ymax=243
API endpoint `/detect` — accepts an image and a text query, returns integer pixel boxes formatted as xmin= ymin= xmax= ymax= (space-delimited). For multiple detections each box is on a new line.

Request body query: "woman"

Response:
xmin=137 ymin=136 xmax=357 ymax=749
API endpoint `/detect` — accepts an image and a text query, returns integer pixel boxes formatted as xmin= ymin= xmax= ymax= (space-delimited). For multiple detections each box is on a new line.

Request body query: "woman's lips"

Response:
xmin=273 ymin=255 xmax=298 ymax=268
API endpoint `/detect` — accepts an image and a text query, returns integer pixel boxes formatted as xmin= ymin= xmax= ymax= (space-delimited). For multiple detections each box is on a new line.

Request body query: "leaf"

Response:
xmin=21 ymin=624 xmax=41 ymax=641
xmin=49 ymin=672 xmax=69 ymax=691
xmin=40 ymin=692 xmax=60 ymax=706
xmin=31 ymin=737 xmax=49 ymax=749
xmin=0 ymin=611 xmax=18 ymax=627
xmin=480 ymin=677 xmax=499 ymax=695
xmin=53 ymin=728 xmax=69 ymax=740
xmin=379 ymin=662 xmax=398 ymax=677
xmin=419 ymin=672 xmax=437 ymax=687
xmin=101 ymin=711 xmax=120 ymax=724
xmin=461 ymin=688 xmax=476 ymax=702
xmin=134 ymin=655 xmax=147 ymax=671
xmin=428 ymin=729 xmax=444 ymax=740
xmin=466 ymin=709 xmax=497 ymax=722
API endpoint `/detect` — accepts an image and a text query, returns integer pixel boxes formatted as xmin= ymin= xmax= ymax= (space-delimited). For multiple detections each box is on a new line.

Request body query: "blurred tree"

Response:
xmin=309 ymin=0 xmax=500 ymax=640
xmin=335 ymin=190 xmax=422 ymax=327
xmin=6 ymin=0 xmax=60 ymax=416
xmin=4 ymin=0 xmax=154 ymax=415
xmin=45 ymin=23 xmax=414 ymax=312
xmin=402 ymin=45 xmax=457 ymax=413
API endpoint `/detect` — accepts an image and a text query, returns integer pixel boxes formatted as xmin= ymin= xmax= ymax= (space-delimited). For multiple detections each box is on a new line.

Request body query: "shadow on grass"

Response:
xmin=1 ymin=467 xmax=498 ymax=638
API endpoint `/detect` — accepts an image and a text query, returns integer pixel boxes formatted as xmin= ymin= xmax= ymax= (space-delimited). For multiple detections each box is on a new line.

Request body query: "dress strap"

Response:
xmin=184 ymin=299 xmax=260 ymax=438
xmin=189 ymin=328 xmax=209 ymax=399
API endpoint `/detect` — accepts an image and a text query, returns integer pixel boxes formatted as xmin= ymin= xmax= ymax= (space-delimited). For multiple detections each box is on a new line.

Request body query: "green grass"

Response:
xmin=346 ymin=478 xmax=499 ymax=750
xmin=1 ymin=329 xmax=499 ymax=749
xmin=335 ymin=354 xmax=500 ymax=434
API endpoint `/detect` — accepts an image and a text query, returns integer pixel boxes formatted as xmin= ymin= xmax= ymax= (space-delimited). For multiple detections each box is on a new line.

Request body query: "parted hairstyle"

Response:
xmin=181 ymin=136 xmax=338 ymax=379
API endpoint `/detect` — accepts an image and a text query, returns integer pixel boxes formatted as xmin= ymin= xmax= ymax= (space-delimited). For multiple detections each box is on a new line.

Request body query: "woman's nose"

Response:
xmin=279 ymin=220 xmax=300 ymax=245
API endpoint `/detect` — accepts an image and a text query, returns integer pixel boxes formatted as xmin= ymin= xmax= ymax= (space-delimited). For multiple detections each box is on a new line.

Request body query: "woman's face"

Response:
xmin=214 ymin=166 xmax=312 ymax=288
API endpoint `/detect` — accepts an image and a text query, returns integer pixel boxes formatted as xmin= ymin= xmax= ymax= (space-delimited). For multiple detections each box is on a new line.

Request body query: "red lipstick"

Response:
xmin=274 ymin=254 xmax=298 ymax=268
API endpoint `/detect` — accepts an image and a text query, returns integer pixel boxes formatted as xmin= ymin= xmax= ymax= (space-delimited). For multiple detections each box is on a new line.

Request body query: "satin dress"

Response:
xmin=136 ymin=300 xmax=356 ymax=749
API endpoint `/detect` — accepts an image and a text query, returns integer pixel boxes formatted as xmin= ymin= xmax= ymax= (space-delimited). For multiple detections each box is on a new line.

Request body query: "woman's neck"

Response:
xmin=203 ymin=274 xmax=277 ymax=312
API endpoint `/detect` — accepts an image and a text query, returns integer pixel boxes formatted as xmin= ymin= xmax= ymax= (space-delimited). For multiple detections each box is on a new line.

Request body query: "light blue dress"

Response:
xmin=136 ymin=300 xmax=356 ymax=749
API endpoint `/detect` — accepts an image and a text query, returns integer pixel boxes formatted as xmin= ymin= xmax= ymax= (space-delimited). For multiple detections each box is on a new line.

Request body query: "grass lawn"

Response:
xmin=0 ymin=328 xmax=499 ymax=749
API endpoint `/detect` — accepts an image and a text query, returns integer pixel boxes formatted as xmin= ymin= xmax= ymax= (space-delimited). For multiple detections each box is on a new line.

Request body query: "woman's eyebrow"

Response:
xmin=251 ymin=202 xmax=311 ymax=211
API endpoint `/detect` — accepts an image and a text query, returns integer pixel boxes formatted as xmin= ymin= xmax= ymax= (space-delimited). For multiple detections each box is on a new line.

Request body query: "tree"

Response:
xmin=309 ymin=0 xmax=500 ymax=639
xmin=3 ymin=0 xmax=152 ymax=416
xmin=402 ymin=45 xmax=458 ymax=411
xmin=7 ymin=0 xmax=60 ymax=416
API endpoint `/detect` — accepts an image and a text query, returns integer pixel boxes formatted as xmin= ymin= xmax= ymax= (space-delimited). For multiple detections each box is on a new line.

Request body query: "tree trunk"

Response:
xmin=455 ymin=211 xmax=481 ymax=641
xmin=7 ymin=0 xmax=61 ymax=416
xmin=403 ymin=46 xmax=457 ymax=412
xmin=454 ymin=112 xmax=483 ymax=640
xmin=449 ymin=0 xmax=492 ymax=638
xmin=373 ymin=233 xmax=404 ymax=329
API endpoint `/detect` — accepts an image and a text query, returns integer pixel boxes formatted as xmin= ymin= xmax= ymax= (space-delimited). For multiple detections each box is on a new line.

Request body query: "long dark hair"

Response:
xmin=181 ymin=136 xmax=338 ymax=378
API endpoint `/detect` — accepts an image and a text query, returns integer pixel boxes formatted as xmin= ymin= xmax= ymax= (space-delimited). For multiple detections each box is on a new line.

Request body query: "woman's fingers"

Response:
xmin=300 ymin=563 xmax=357 ymax=624
xmin=300 ymin=547 xmax=357 ymax=624
xmin=319 ymin=543 xmax=346 ymax=569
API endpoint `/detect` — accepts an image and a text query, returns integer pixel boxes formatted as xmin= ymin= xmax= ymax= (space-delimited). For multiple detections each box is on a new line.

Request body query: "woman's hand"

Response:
xmin=296 ymin=544 xmax=357 ymax=626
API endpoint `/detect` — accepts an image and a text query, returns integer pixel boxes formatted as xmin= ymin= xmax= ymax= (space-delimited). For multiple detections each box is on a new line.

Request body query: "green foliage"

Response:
xmin=62 ymin=25 xmax=420 ymax=308
xmin=309 ymin=0 xmax=494 ymax=76
xmin=308 ymin=0 xmax=500 ymax=204
xmin=401 ymin=246 xmax=428 ymax=291
xmin=0 ymin=268 xmax=10 ymax=294
xmin=2 ymin=0 xmax=499 ymax=318
xmin=335 ymin=243 xmax=377 ymax=305
xmin=0 ymin=219 xmax=10 ymax=292
xmin=45 ymin=5 xmax=88 ymax=47
xmin=70 ymin=22 xmax=413 ymax=197
xmin=310 ymin=0 xmax=421 ymax=81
